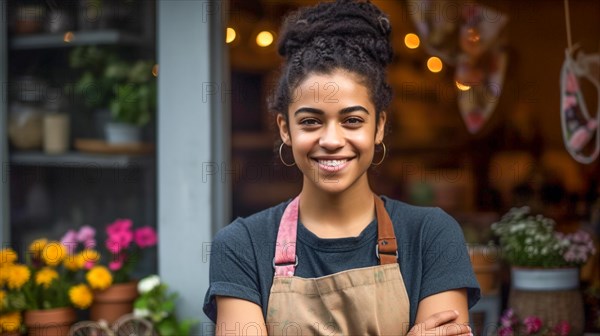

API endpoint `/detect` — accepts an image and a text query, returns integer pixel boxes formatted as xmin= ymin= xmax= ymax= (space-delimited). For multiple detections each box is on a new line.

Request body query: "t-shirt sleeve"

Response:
xmin=202 ymin=218 xmax=262 ymax=323
xmin=419 ymin=208 xmax=481 ymax=309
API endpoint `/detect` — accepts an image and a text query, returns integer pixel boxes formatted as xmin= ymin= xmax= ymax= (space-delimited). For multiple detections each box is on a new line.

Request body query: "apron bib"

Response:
xmin=266 ymin=195 xmax=410 ymax=335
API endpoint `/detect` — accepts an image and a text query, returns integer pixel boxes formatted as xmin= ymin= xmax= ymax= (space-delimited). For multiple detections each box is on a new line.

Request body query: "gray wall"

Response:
xmin=0 ymin=0 xmax=8 ymax=246
xmin=158 ymin=1 xmax=230 ymax=334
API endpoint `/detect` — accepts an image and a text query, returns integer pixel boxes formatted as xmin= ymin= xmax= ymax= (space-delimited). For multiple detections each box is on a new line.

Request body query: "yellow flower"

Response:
xmin=29 ymin=238 xmax=48 ymax=257
xmin=86 ymin=266 xmax=113 ymax=290
xmin=41 ymin=241 xmax=67 ymax=266
xmin=35 ymin=267 xmax=59 ymax=288
xmin=69 ymin=284 xmax=93 ymax=309
xmin=80 ymin=249 xmax=100 ymax=265
xmin=0 ymin=266 xmax=7 ymax=287
xmin=6 ymin=264 xmax=30 ymax=290
xmin=63 ymin=254 xmax=84 ymax=271
xmin=0 ymin=248 xmax=17 ymax=266
xmin=0 ymin=290 xmax=6 ymax=309
xmin=0 ymin=311 xmax=21 ymax=333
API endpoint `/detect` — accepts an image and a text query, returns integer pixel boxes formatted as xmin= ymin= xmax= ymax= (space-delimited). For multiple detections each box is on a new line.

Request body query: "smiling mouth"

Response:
xmin=317 ymin=159 xmax=348 ymax=167
xmin=312 ymin=158 xmax=353 ymax=172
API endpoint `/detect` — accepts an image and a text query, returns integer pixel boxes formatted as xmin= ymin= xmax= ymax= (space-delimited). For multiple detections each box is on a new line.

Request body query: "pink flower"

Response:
xmin=84 ymin=260 xmax=96 ymax=270
xmin=523 ymin=316 xmax=542 ymax=334
xmin=566 ymin=71 xmax=579 ymax=93
xmin=498 ymin=326 xmax=513 ymax=336
xmin=106 ymin=229 xmax=133 ymax=254
xmin=134 ymin=227 xmax=158 ymax=248
xmin=77 ymin=225 xmax=96 ymax=243
xmin=107 ymin=219 xmax=133 ymax=237
xmin=500 ymin=309 xmax=516 ymax=328
xmin=554 ymin=321 xmax=571 ymax=336
xmin=61 ymin=230 xmax=78 ymax=252
xmin=109 ymin=257 xmax=124 ymax=271
xmin=83 ymin=239 xmax=96 ymax=249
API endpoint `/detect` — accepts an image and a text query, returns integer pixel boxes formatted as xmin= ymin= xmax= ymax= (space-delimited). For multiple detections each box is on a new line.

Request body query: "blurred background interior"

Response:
xmin=1 ymin=0 xmax=600 ymax=334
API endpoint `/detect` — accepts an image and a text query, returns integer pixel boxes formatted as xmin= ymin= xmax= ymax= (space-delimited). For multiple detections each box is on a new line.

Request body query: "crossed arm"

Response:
xmin=215 ymin=288 xmax=472 ymax=336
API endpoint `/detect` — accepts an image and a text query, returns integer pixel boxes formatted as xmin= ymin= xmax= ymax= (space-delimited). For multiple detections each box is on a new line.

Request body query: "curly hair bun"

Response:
xmin=277 ymin=0 xmax=393 ymax=67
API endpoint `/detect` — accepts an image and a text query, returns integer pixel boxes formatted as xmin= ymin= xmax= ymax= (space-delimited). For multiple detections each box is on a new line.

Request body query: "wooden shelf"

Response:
xmin=9 ymin=151 xmax=154 ymax=168
xmin=10 ymin=30 xmax=147 ymax=50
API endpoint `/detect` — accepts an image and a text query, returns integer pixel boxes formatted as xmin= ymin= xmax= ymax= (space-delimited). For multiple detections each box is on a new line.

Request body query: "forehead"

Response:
xmin=292 ymin=70 xmax=372 ymax=105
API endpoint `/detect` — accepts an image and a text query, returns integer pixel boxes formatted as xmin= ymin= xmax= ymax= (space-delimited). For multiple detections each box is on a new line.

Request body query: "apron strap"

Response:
xmin=273 ymin=195 xmax=399 ymax=276
xmin=273 ymin=197 xmax=299 ymax=276
xmin=374 ymin=195 xmax=398 ymax=265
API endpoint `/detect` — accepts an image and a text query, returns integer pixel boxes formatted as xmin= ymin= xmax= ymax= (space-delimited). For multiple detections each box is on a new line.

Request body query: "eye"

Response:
xmin=343 ymin=117 xmax=364 ymax=126
xmin=299 ymin=118 xmax=320 ymax=126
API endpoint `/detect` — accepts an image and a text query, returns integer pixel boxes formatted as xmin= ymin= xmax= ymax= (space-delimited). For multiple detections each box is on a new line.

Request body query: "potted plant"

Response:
xmin=133 ymin=275 xmax=197 ymax=336
xmin=0 ymin=234 xmax=96 ymax=336
xmin=82 ymin=219 xmax=158 ymax=324
xmin=492 ymin=206 xmax=596 ymax=335
xmin=70 ymin=46 xmax=156 ymax=144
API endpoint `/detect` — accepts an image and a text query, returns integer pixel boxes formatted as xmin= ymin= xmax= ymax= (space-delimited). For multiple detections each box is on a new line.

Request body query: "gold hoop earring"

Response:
xmin=279 ymin=143 xmax=296 ymax=167
xmin=371 ymin=142 xmax=386 ymax=166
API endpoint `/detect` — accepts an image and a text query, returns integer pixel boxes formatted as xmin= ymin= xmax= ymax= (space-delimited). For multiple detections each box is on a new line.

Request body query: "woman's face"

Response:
xmin=277 ymin=69 xmax=386 ymax=195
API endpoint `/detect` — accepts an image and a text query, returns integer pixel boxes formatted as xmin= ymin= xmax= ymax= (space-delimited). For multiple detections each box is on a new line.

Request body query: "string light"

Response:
xmin=455 ymin=81 xmax=471 ymax=91
xmin=404 ymin=33 xmax=420 ymax=49
xmin=427 ymin=57 xmax=443 ymax=73
xmin=256 ymin=31 xmax=274 ymax=47
xmin=226 ymin=27 xmax=236 ymax=44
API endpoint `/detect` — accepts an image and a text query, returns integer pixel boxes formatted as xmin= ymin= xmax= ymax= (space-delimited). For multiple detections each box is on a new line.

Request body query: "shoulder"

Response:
xmin=382 ymin=195 xmax=457 ymax=228
xmin=381 ymin=195 xmax=463 ymax=243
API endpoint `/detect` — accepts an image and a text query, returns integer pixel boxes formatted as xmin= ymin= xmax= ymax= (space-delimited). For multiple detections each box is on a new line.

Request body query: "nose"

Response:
xmin=319 ymin=123 xmax=345 ymax=150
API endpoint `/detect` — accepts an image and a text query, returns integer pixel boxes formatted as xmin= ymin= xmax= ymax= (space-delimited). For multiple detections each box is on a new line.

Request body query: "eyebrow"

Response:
xmin=294 ymin=106 xmax=370 ymax=116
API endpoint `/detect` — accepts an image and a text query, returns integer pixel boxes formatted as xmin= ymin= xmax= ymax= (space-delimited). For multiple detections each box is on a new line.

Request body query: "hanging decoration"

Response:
xmin=409 ymin=0 xmax=509 ymax=134
xmin=560 ymin=0 xmax=599 ymax=164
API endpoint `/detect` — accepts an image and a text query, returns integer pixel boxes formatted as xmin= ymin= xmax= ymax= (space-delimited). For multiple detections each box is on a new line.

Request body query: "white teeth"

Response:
xmin=318 ymin=159 xmax=348 ymax=167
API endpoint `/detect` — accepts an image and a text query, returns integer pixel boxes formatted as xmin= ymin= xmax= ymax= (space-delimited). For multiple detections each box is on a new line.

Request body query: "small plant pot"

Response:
xmin=105 ymin=122 xmax=142 ymax=144
xmin=90 ymin=281 xmax=139 ymax=324
xmin=24 ymin=307 xmax=76 ymax=336
xmin=511 ymin=267 xmax=579 ymax=291
xmin=509 ymin=267 xmax=584 ymax=334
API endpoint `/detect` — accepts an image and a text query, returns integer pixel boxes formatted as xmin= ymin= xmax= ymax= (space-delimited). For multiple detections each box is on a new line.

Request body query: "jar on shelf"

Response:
xmin=8 ymin=102 xmax=44 ymax=150
xmin=42 ymin=98 xmax=70 ymax=154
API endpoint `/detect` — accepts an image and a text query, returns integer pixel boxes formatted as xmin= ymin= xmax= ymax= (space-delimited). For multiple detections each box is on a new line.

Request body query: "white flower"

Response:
xmin=134 ymin=308 xmax=150 ymax=318
xmin=138 ymin=275 xmax=161 ymax=294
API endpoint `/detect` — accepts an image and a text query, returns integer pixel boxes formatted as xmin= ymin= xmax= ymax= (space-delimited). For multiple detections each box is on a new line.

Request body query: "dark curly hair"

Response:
xmin=269 ymin=0 xmax=393 ymax=129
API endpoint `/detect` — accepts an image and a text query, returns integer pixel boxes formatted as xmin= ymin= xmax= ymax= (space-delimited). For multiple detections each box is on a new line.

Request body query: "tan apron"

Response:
xmin=266 ymin=195 xmax=410 ymax=335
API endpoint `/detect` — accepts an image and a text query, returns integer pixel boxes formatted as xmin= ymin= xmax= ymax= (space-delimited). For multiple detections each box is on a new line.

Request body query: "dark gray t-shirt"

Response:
xmin=203 ymin=196 xmax=480 ymax=327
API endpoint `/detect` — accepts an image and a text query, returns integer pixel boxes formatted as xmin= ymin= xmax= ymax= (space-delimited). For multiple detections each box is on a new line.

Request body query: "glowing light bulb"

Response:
xmin=455 ymin=81 xmax=471 ymax=91
xmin=226 ymin=27 xmax=236 ymax=44
xmin=256 ymin=31 xmax=274 ymax=47
xmin=404 ymin=33 xmax=420 ymax=49
xmin=427 ymin=57 xmax=443 ymax=73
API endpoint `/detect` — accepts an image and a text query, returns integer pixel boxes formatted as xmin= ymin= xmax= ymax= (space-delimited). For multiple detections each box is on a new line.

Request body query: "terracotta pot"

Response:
xmin=468 ymin=245 xmax=501 ymax=295
xmin=24 ymin=307 xmax=76 ymax=336
xmin=90 ymin=281 xmax=139 ymax=324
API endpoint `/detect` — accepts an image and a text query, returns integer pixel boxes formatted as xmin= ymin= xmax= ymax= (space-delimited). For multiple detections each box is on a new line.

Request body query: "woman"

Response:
xmin=203 ymin=1 xmax=480 ymax=335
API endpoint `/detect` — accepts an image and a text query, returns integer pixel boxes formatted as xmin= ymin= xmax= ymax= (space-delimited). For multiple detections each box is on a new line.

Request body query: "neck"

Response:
xmin=298 ymin=175 xmax=375 ymax=237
